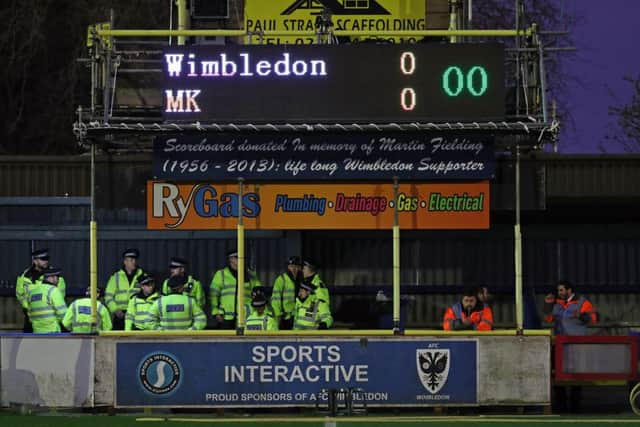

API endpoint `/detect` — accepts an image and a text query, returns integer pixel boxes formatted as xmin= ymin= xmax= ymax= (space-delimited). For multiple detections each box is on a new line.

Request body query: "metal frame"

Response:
xmin=74 ymin=1 xmax=566 ymax=336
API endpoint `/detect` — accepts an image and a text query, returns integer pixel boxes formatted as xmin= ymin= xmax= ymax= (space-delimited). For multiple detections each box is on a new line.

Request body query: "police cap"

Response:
xmin=251 ymin=293 xmax=268 ymax=308
xmin=288 ymin=256 xmax=302 ymax=266
xmin=169 ymin=257 xmax=188 ymax=268
xmin=31 ymin=248 xmax=50 ymax=261
xmin=43 ymin=266 xmax=62 ymax=278
xmin=138 ymin=274 xmax=155 ymax=287
xmin=122 ymin=248 xmax=140 ymax=259
xmin=227 ymin=250 xmax=238 ymax=258
xmin=300 ymin=281 xmax=316 ymax=292
xmin=303 ymin=259 xmax=318 ymax=271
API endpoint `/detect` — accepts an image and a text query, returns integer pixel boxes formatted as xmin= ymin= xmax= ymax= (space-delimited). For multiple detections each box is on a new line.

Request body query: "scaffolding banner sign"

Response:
xmin=115 ymin=339 xmax=478 ymax=407
xmin=244 ymin=0 xmax=427 ymax=45
xmin=146 ymin=181 xmax=490 ymax=230
xmin=152 ymin=134 xmax=495 ymax=181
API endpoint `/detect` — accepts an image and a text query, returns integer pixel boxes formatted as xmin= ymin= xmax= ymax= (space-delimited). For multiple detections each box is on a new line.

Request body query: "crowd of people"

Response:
xmin=15 ymin=249 xmax=332 ymax=333
xmin=14 ymin=248 xmax=597 ymax=335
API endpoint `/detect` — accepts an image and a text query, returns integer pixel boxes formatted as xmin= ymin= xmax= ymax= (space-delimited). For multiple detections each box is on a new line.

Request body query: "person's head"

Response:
xmin=476 ymin=286 xmax=491 ymax=304
xmin=302 ymin=259 xmax=317 ymax=279
xmin=139 ymin=274 xmax=155 ymax=296
xmin=556 ymin=280 xmax=574 ymax=300
xmin=42 ymin=266 xmax=62 ymax=285
xmin=287 ymin=256 xmax=302 ymax=276
xmin=461 ymin=288 xmax=478 ymax=312
xmin=31 ymin=248 xmax=50 ymax=270
xmin=169 ymin=257 xmax=187 ymax=277
xmin=85 ymin=286 xmax=102 ymax=298
xmin=168 ymin=275 xmax=185 ymax=294
xmin=298 ymin=280 xmax=315 ymax=301
xmin=122 ymin=248 xmax=139 ymax=272
xmin=251 ymin=292 xmax=268 ymax=315
xmin=227 ymin=250 xmax=238 ymax=271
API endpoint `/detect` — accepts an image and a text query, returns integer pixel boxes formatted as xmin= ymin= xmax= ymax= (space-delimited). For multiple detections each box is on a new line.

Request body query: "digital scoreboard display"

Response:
xmin=163 ymin=44 xmax=504 ymax=123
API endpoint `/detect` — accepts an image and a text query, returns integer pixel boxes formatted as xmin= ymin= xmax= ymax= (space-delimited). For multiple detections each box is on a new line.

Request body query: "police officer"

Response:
xmin=293 ymin=280 xmax=333 ymax=330
xmin=272 ymin=256 xmax=303 ymax=330
xmin=16 ymin=248 xmax=67 ymax=332
xmin=26 ymin=266 xmax=67 ymax=333
xmin=209 ymin=250 xmax=262 ymax=329
xmin=105 ymin=248 xmax=145 ymax=330
xmin=302 ymin=259 xmax=330 ymax=306
xmin=62 ymin=286 xmax=112 ymax=333
xmin=161 ymin=257 xmax=205 ymax=309
xmin=443 ymin=288 xmax=493 ymax=331
xmin=246 ymin=293 xmax=279 ymax=331
xmin=125 ymin=274 xmax=160 ymax=331
xmin=149 ymin=275 xmax=206 ymax=330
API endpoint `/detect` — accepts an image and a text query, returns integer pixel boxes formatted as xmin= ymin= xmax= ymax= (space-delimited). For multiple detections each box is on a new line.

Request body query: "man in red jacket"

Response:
xmin=443 ymin=288 xmax=493 ymax=331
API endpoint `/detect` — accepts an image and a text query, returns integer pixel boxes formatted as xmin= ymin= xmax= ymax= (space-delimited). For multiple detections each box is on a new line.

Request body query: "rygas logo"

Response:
xmin=153 ymin=183 xmax=261 ymax=228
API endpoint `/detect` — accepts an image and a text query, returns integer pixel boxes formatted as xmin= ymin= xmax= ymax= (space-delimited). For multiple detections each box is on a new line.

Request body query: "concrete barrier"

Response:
xmin=0 ymin=335 xmax=94 ymax=407
xmin=1 ymin=332 xmax=550 ymax=408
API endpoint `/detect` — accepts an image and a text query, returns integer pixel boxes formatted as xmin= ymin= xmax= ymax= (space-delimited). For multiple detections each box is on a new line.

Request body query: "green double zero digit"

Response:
xmin=442 ymin=66 xmax=488 ymax=97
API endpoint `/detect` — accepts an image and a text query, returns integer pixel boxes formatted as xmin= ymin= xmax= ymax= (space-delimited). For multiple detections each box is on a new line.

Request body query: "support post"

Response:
xmin=514 ymin=146 xmax=524 ymax=333
xmin=177 ymin=0 xmax=188 ymax=45
xmin=392 ymin=178 xmax=401 ymax=334
xmin=236 ymin=178 xmax=245 ymax=335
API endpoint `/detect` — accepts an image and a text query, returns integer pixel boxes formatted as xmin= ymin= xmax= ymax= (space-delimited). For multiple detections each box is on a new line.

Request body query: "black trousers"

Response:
xmin=112 ymin=315 xmax=126 ymax=331
xmin=280 ymin=317 xmax=294 ymax=330
xmin=22 ymin=308 xmax=33 ymax=333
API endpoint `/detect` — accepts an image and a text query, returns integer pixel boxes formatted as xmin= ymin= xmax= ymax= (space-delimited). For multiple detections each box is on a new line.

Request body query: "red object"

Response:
xmin=554 ymin=335 xmax=638 ymax=381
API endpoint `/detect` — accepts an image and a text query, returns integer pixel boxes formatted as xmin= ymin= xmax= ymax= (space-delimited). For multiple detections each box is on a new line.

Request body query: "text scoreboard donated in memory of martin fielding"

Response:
xmin=163 ymin=44 xmax=505 ymax=123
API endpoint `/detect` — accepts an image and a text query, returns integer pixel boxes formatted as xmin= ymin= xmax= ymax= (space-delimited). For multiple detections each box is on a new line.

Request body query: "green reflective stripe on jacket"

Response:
xmin=246 ymin=312 xmax=279 ymax=331
xmin=16 ymin=268 xmax=45 ymax=309
xmin=105 ymin=268 xmax=144 ymax=313
xmin=148 ymin=294 xmax=206 ymax=330
xmin=311 ymin=275 xmax=330 ymax=306
xmin=27 ymin=283 xmax=66 ymax=333
xmin=161 ymin=275 xmax=205 ymax=309
xmin=62 ymin=298 xmax=112 ymax=333
xmin=125 ymin=292 xmax=159 ymax=331
xmin=293 ymin=295 xmax=333 ymax=330
xmin=272 ymin=272 xmax=297 ymax=320
xmin=209 ymin=267 xmax=261 ymax=319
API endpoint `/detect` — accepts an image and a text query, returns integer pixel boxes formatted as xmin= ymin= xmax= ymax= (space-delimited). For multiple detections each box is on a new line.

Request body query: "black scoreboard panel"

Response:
xmin=163 ymin=43 xmax=504 ymax=123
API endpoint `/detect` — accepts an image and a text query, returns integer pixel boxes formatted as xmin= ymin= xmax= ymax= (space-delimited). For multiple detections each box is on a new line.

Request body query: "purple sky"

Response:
xmin=559 ymin=0 xmax=640 ymax=153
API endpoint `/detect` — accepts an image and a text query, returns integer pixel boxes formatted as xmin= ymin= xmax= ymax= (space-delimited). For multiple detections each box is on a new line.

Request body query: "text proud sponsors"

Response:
xmin=147 ymin=182 xmax=490 ymax=230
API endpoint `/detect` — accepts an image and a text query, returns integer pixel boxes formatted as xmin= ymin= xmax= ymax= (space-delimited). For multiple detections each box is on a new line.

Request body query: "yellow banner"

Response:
xmin=244 ymin=0 xmax=427 ymax=44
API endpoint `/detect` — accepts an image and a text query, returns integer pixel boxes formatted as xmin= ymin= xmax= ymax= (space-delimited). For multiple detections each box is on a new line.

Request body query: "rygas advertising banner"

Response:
xmin=115 ymin=339 xmax=478 ymax=407
xmin=244 ymin=0 xmax=427 ymax=44
xmin=146 ymin=182 xmax=490 ymax=230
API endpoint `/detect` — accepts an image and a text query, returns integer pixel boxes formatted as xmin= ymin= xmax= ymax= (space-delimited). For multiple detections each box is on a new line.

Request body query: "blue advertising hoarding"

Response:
xmin=116 ymin=339 xmax=477 ymax=407
xmin=152 ymin=133 xmax=495 ymax=181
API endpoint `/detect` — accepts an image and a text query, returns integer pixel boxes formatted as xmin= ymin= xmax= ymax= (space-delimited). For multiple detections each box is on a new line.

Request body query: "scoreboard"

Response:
xmin=163 ymin=44 xmax=504 ymax=123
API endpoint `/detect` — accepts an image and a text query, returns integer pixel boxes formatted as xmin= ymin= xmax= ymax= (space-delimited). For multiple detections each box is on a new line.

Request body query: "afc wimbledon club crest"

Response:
xmin=416 ymin=349 xmax=450 ymax=394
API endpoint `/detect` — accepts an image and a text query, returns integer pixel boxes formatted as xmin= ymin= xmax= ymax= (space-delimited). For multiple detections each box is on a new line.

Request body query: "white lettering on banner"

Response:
xmin=163 ymin=138 xmax=236 ymax=152
xmin=225 ymin=345 xmax=368 ymax=384
xmin=430 ymin=137 xmax=485 ymax=155
xmin=224 ymin=364 xmax=369 ymax=383
xmin=165 ymin=53 xmax=328 ymax=78
xmin=343 ymin=158 xmax=414 ymax=172
xmin=417 ymin=394 xmax=451 ymax=400
xmin=251 ymin=345 xmax=341 ymax=363
xmin=417 ymin=159 xmax=485 ymax=174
